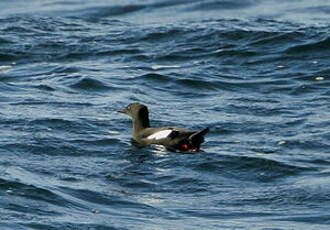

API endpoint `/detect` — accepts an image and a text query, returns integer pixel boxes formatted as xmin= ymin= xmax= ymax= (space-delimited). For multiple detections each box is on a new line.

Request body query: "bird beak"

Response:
xmin=117 ymin=108 xmax=127 ymax=114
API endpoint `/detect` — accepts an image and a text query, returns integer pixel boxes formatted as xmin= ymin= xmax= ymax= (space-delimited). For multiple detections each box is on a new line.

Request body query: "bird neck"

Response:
xmin=132 ymin=117 xmax=150 ymax=132
xmin=132 ymin=108 xmax=150 ymax=132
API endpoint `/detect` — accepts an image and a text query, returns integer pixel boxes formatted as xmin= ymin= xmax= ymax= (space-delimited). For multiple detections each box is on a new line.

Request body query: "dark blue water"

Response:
xmin=1 ymin=0 xmax=330 ymax=229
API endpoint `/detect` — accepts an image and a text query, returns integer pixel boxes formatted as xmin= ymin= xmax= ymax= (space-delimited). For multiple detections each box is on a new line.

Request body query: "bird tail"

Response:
xmin=189 ymin=127 xmax=209 ymax=145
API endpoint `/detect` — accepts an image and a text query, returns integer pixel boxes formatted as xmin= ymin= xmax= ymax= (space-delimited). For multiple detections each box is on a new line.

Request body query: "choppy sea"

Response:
xmin=1 ymin=0 xmax=330 ymax=229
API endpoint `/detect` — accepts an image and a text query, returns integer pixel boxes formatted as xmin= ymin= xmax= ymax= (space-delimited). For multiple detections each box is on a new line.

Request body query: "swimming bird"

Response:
xmin=117 ymin=103 xmax=209 ymax=151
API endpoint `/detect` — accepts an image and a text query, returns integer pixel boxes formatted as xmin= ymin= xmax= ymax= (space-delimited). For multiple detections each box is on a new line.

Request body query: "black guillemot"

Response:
xmin=118 ymin=103 xmax=209 ymax=151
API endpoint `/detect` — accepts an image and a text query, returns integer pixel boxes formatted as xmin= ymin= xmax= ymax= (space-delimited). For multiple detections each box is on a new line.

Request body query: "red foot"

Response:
xmin=181 ymin=144 xmax=199 ymax=151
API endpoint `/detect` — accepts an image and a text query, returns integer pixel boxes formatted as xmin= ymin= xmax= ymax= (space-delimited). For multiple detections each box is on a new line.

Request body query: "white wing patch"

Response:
xmin=146 ymin=130 xmax=173 ymax=140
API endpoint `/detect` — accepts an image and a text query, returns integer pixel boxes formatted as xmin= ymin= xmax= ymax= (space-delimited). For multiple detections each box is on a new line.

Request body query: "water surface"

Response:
xmin=1 ymin=0 xmax=330 ymax=229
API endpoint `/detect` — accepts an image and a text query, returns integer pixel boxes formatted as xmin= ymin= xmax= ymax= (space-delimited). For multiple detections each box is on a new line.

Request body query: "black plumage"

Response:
xmin=118 ymin=103 xmax=209 ymax=151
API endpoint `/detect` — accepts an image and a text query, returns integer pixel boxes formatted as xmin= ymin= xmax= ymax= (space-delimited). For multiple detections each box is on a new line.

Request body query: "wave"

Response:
xmin=77 ymin=5 xmax=146 ymax=22
xmin=194 ymin=154 xmax=312 ymax=183
xmin=0 ymin=176 xmax=80 ymax=210
xmin=286 ymin=36 xmax=330 ymax=54
xmin=0 ymin=53 xmax=18 ymax=62
xmin=188 ymin=0 xmax=255 ymax=11
xmin=69 ymin=77 xmax=113 ymax=91
xmin=1 ymin=14 xmax=327 ymax=67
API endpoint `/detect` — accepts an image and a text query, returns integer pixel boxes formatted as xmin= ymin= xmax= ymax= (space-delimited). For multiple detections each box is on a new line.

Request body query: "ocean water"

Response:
xmin=1 ymin=0 xmax=330 ymax=229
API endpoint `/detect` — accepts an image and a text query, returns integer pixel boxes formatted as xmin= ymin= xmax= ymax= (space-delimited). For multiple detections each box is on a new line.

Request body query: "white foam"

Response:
xmin=278 ymin=140 xmax=286 ymax=145
xmin=108 ymin=130 xmax=120 ymax=135
xmin=0 ymin=65 xmax=13 ymax=73
xmin=151 ymin=65 xmax=181 ymax=70
xmin=146 ymin=130 xmax=173 ymax=140
xmin=315 ymin=76 xmax=324 ymax=81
